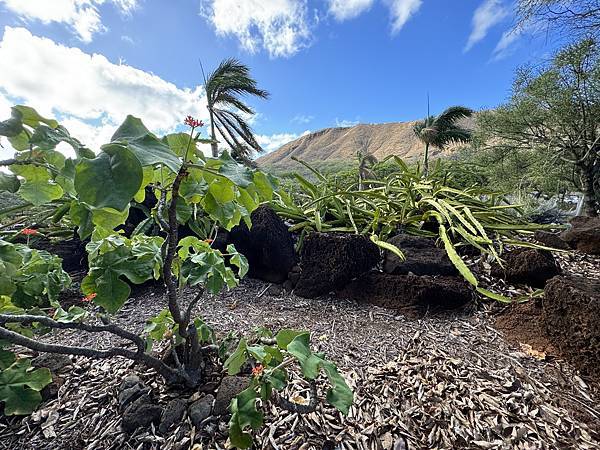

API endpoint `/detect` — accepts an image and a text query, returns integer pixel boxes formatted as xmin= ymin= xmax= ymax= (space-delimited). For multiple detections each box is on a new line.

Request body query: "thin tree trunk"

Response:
xmin=209 ymin=108 xmax=218 ymax=158
xmin=423 ymin=142 xmax=430 ymax=177
xmin=580 ymin=164 xmax=599 ymax=217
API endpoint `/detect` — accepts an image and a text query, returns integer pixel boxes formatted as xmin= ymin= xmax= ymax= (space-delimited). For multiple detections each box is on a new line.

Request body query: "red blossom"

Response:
xmin=252 ymin=364 xmax=264 ymax=377
xmin=21 ymin=228 xmax=38 ymax=236
xmin=82 ymin=292 xmax=97 ymax=302
xmin=184 ymin=116 xmax=204 ymax=128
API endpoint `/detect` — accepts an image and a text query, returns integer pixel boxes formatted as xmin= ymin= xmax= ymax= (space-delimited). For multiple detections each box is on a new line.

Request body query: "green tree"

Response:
xmin=476 ymin=38 xmax=600 ymax=216
xmin=204 ymin=58 xmax=269 ymax=158
xmin=413 ymin=106 xmax=473 ymax=176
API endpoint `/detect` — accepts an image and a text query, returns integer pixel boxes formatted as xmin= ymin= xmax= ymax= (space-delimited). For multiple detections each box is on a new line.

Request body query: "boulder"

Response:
xmin=158 ymin=398 xmax=187 ymax=434
xmin=543 ymin=276 xmax=600 ymax=379
xmin=228 ymin=205 xmax=296 ymax=283
xmin=121 ymin=395 xmax=163 ymax=433
xmin=214 ymin=376 xmax=250 ymax=416
xmin=383 ymin=234 xmax=457 ymax=276
xmin=295 ymin=233 xmax=381 ymax=298
xmin=491 ymin=248 xmax=561 ymax=288
xmin=533 ymin=230 xmax=571 ymax=250
xmin=339 ymin=272 xmax=473 ymax=313
xmin=189 ymin=394 xmax=214 ymax=428
xmin=560 ymin=216 xmax=600 ymax=254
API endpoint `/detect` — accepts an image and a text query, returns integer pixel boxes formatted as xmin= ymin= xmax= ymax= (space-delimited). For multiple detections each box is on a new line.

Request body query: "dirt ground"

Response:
xmin=0 ymin=271 xmax=599 ymax=449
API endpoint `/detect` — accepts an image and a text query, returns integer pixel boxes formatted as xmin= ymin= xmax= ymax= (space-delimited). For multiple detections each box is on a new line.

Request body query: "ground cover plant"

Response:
xmin=270 ymin=156 xmax=558 ymax=301
xmin=0 ymin=106 xmax=352 ymax=448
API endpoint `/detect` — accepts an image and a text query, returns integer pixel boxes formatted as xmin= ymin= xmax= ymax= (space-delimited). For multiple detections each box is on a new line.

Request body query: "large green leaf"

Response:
xmin=0 ymin=173 xmax=20 ymax=193
xmin=110 ymin=115 xmax=181 ymax=172
xmin=224 ymin=338 xmax=248 ymax=375
xmin=74 ymin=145 xmax=142 ymax=211
xmin=12 ymin=165 xmax=63 ymax=206
xmin=12 ymin=106 xmax=58 ymax=129
xmin=0 ymin=359 xmax=52 ymax=415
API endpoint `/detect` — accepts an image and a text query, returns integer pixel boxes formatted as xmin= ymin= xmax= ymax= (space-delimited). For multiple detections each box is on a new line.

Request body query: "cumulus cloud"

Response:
xmin=199 ymin=0 xmax=312 ymax=58
xmin=257 ymin=130 xmax=310 ymax=153
xmin=328 ymin=0 xmax=374 ymax=21
xmin=0 ymin=27 xmax=207 ymax=152
xmin=464 ymin=0 xmax=509 ymax=52
xmin=386 ymin=0 xmax=422 ymax=34
xmin=0 ymin=0 xmax=140 ymax=43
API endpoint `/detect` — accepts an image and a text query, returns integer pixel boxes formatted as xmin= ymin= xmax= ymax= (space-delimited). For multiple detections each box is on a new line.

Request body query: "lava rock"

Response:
xmin=383 ymin=234 xmax=457 ymax=276
xmin=228 ymin=205 xmax=296 ymax=283
xmin=214 ymin=376 xmax=250 ymax=416
xmin=158 ymin=398 xmax=187 ymax=434
xmin=121 ymin=395 xmax=163 ymax=433
xmin=189 ymin=394 xmax=214 ymax=428
xmin=295 ymin=233 xmax=381 ymax=298
xmin=118 ymin=375 xmax=149 ymax=411
xmin=543 ymin=276 xmax=600 ymax=379
xmin=560 ymin=216 xmax=600 ymax=254
xmin=338 ymin=272 xmax=473 ymax=313
xmin=534 ymin=230 xmax=571 ymax=250
xmin=491 ymin=248 xmax=561 ymax=288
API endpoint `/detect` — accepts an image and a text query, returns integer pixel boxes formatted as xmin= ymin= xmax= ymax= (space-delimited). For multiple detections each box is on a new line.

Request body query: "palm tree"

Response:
xmin=230 ymin=143 xmax=258 ymax=168
xmin=356 ymin=150 xmax=378 ymax=190
xmin=413 ymin=106 xmax=473 ymax=176
xmin=204 ymin=58 xmax=269 ymax=157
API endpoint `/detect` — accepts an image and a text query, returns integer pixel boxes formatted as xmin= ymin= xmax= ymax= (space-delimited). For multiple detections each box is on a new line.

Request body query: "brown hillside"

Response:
xmin=257 ymin=119 xmax=474 ymax=171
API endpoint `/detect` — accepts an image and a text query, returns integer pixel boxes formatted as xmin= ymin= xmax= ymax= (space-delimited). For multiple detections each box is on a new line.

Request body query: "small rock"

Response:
xmin=121 ymin=395 xmax=163 ymax=433
xmin=118 ymin=375 xmax=149 ymax=411
xmin=282 ymin=279 xmax=294 ymax=293
xmin=31 ymin=354 xmax=72 ymax=373
xmin=268 ymin=284 xmax=283 ymax=296
xmin=159 ymin=398 xmax=187 ymax=434
xmin=214 ymin=376 xmax=250 ymax=416
xmin=189 ymin=394 xmax=214 ymax=428
xmin=288 ymin=270 xmax=301 ymax=286
xmin=560 ymin=215 xmax=600 ymax=254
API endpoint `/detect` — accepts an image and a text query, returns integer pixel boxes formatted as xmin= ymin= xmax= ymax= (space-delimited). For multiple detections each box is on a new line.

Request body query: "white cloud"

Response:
xmin=0 ymin=27 xmax=207 ymax=152
xmin=328 ymin=0 xmax=374 ymax=21
xmin=464 ymin=0 xmax=509 ymax=52
xmin=257 ymin=130 xmax=309 ymax=153
xmin=492 ymin=28 xmax=521 ymax=60
xmin=291 ymin=114 xmax=314 ymax=124
xmin=386 ymin=0 xmax=422 ymax=34
xmin=199 ymin=0 xmax=312 ymax=58
xmin=0 ymin=0 xmax=140 ymax=43
xmin=335 ymin=118 xmax=359 ymax=127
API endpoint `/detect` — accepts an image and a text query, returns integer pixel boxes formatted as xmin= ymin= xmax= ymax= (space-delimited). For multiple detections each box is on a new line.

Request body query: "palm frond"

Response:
xmin=434 ymin=106 xmax=473 ymax=131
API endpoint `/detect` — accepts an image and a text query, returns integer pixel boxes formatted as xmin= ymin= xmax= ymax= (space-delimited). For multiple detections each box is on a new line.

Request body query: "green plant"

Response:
xmin=271 ymin=157 xmax=558 ymax=301
xmin=0 ymin=105 xmax=352 ymax=446
xmin=413 ymin=105 xmax=473 ymax=175
xmin=203 ymin=58 xmax=269 ymax=157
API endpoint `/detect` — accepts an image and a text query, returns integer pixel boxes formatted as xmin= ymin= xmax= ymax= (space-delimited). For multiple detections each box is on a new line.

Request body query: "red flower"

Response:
xmin=82 ymin=292 xmax=97 ymax=302
xmin=252 ymin=364 xmax=264 ymax=377
xmin=184 ymin=116 xmax=204 ymax=128
xmin=21 ymin=228 xmax=38 ymax=236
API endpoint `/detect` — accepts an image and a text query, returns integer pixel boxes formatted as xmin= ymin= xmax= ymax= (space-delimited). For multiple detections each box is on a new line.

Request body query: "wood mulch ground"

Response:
xmin=1 ymin=251 xmax=599 ymax=449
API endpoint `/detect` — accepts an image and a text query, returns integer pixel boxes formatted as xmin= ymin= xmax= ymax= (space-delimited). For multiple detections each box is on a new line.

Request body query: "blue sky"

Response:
xmin=0 ymin=0 xmax=561 ymax=156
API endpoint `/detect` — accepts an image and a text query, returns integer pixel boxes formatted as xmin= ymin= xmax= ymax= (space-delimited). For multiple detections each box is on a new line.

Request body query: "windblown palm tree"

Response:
xmin=204 ymin=58 xmax=269 ymax=157
xmin=413 ymin=106 xmax=473 ymax=176
xmin=230 ymin=143 xmax=258 ymax=168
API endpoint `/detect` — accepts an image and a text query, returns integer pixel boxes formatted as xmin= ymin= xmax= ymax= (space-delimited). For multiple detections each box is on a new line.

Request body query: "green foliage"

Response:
xmin=0 ymin=239 xmax=71 ymax=309
xmin=0 ymin=357 xmax=52 ymax=415
xmin=225 ymin=329 xmax=353 ymax=449
xmin=82 ymin=232 xmax=164 ymax=313
xmin=271 ymin=157 xmax=555 ymax=301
